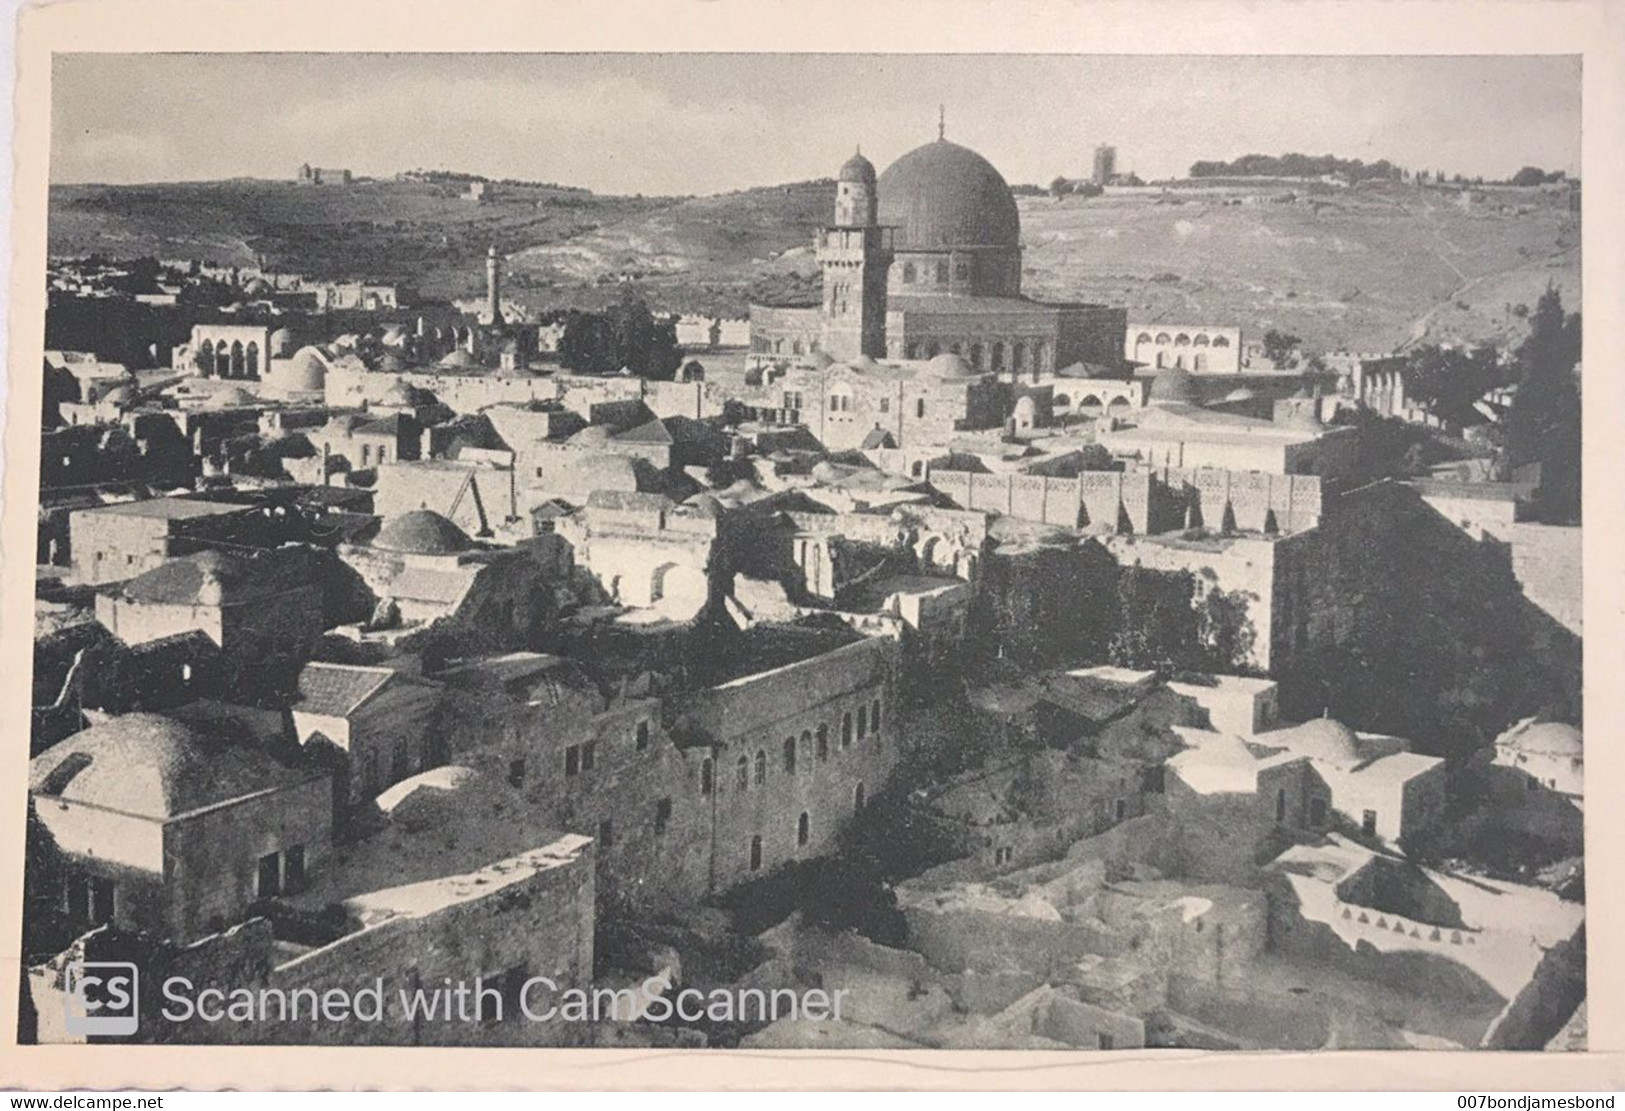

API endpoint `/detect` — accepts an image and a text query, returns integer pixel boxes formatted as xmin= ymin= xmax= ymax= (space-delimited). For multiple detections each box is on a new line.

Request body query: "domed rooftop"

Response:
xmin=377 ymin=765 xmax=491 ymax=830
xmin=877 ymin=139 xmax=1021 ymax=252
xmin=372 ymin=509 xmax=472 ymax=556
xmin=683 ymin=492 xmax=726 ymax=519
xmin=439 ymin=348 xmax=476 ymax=369
xmin=29 ymin=713 xmax=301 ymax=821
xmin=269 ymin=328 xmax=295 ymax=357
xmin=1281 ymin=718 xmax=1361 ymax=765
xmin=122 ymin=549 xmax=265 ymax=606
xmin=927 ymin=351 xmax=979 ymax=380
xmin=101 ymin=383 xmax=137 ymax=407
xmin=839 ymin=149 xmax=877 ymax=185
xmin=1149 ymin=366 xmax=1199 ymax=406
xmin=1502 ymin=721 xmax=1581 ymax=757
xmin=270 ymin=348 xmax=327 ymax=393
xmin=203 ymin=385 xmax=258 ymax=410
xmin=376 ymin=352 xmax=409 ymax=373
xmin=567 ymin=425 xmax=614 ymax=448
xmin=377 ymin=380 xmax=424 ymax=407
xmin=243 ymin=277 xmax=273 ymax=296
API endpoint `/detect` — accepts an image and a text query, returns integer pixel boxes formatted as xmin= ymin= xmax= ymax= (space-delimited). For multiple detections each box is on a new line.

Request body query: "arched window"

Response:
xmin=1136 ymin=332 xmax=1153 ymax=345
xmin=245 ymin=342 xmax=260 ymax=377
xmin=872 ymin=697 xmax=882 ymax=733
xmin=1193 ymin=353 xmax=1208 ymax=372
xmin=906 ymin=342 xmax=921 ymax=358
xmin=1012 ymin=343 xmax=1025 ymax=372
xmin=1212 ymin=335 xmax=1231 ymax=348
xmin=854 ymin=782 xmax=866 ymax=812
xmin=1174 ymin=333 xmax=1191 ymax=347
xmin=215 ymin=344 xmax=232 ymax=377
xmin=903 ymin=262 xmax=916 ymax=283
xmin=798 ymin=812 xmax=811 ymax=847
xmin=1055 ymin=393 xmax=1071 ymax=408
xmin=911 ymin=460 xmax=924 ymax=478
xmin=1276 ymin=788 xmax=1287 ymax=823
xmin=782 ymin=737 xmax=797 ymax=775
xmin=754 ymin=749 xmax=767 ymax=786
xmin=841 ymin=712 xmax=853 ymax=748
xmin=701 ymin=758 xmax=714 ymax=795
xmin=230 ymin=341 xmax=245 ymax=376
xmin=991 ymin=342 xmax=1005 ymax=371
xmin=1155 ymin=333 xmax=1172 ymax=345
xmin=935 ymin=260 xmax=949 ymax=284
xmin=792 ymin=340 xmax=804 ymax=355
xmin=915 ymin=398 xmax=926 ymax=419
xmin=1194 ymin=333 xmax=1210 ymax=347
xmin=749 ymin=835 xmax=763 ymax=872
xmin=816 ymin=724 xmax=829 ymax=761
xmin=736 ymin=754 xmax=749 ymax=791
xmin=857 ymin=705 xmax=868 ymax=739
xmin=969 ymin=343 xmax=983 ymax=369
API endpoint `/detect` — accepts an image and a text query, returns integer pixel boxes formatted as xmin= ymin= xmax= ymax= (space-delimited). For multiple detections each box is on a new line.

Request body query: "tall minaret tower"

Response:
xmin=485 ymin=245 xmax=505 ymax=326
xmin=817 ymin=148 xmax=892 ymax=361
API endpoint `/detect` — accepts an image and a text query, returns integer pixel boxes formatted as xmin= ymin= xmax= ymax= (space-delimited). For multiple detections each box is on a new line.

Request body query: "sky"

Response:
xmin=50 ymin=54 xmax=1581 ymax=193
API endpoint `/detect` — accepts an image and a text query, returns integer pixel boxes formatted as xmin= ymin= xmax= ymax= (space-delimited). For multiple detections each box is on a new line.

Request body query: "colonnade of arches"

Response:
xmin=196 ymin=339 xmax=260 ymax=379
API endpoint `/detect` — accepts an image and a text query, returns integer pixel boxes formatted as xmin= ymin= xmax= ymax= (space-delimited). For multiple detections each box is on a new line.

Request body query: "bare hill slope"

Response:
xmin=49 ymin=177 xmax=1578 ymax=352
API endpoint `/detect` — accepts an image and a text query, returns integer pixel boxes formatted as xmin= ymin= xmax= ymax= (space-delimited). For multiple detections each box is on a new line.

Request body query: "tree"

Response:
xmin=1049 ymin=176 xmax=1071 ymax=199
xmin=1498 ymin=284 xmax=1581 ymax=522
xmin=1262 ymin=329 xmax=1302 ymax=367
xmin=1400 ymin=343 xmax=1502 ymax=421
xmin=1511 ymin=166 xmax=1548 ymax=187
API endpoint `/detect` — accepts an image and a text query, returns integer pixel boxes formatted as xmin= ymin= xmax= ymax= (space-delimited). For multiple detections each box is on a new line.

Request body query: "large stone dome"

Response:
xmin=373 ymin=509 xmax=472 ymax=556
xmin=877 ymin=139 xmax=1021 ymax=252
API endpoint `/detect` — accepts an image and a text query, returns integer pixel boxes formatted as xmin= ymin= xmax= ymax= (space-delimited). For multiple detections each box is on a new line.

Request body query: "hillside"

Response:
xmin=48 ymin=176 xmax=1579 ymax=353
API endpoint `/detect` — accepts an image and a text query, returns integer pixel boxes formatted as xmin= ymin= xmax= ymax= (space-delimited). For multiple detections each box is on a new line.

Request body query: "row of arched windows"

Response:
xmin=700 ymin=695 xmax=885 ymax=798
xmin=197 ymin=339 xmax=260 ymax=379
xmin=902 ymin=338 xmax=1051 ymax=375
xmin=1134 ymin=331 xmax=1232 ymax=348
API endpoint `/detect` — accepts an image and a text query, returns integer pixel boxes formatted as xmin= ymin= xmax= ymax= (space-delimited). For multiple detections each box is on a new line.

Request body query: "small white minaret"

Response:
xmin=485 ymin=245 xmax=504 ymax=327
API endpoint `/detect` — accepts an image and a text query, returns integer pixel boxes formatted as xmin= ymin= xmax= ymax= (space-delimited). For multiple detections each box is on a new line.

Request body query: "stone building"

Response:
xmin=749 ymin=135 xmax=1126 ymax=377
xmin=291 ymin=661 xmax=446 ymax=811
xmin=69 ymin=498 xmax=270 ymax=587
xmin=1492 ymin=719 xmax=1583 ymax=805
xmin=28 ymin=707 xmax=333 ymax=944
xmin=1126 ymin=326 xmax=1243 ymax=374
xmin=668 ymin=636 xmax=902 ymax=891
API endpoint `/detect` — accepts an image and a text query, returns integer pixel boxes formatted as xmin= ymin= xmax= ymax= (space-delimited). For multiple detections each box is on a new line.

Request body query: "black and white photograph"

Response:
xmin=11 ymin=38 xmax=1597 ymax=1072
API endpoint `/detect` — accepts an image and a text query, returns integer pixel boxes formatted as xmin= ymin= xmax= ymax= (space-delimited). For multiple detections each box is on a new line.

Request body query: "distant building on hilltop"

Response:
xmin=1093 ymin=144 xmax=1117 ymax=185
xmin=297 ymin=163 xmax=352 ymax=186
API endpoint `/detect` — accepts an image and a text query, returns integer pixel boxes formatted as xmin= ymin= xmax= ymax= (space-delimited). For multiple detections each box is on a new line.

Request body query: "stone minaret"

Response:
xmin=817 ymin=148 xmax=892 ymax=361
xmin=485 ymin=245 xmax=504 ymax=326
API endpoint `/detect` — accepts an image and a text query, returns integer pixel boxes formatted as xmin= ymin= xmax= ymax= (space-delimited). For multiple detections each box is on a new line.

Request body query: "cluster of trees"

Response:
xmin=1047 ymin=177 xmax=1104 ymax=199
xmin=1509 ymin=166 xmax=1570 ymax=187
xmin=1106 ymin=568 xmax=1259 ymax=677
xmin=1188 ymin=153 xmax=1406 ymax=183
xmin=555 ymin=285 xmax=684 ymax=379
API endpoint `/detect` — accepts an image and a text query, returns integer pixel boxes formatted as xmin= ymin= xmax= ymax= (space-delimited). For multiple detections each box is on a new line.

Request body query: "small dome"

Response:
xmin=810 ymin=461 xmax=844 ymax=485
xmin=439 ymin=348 xmax=476 ymax=369
xmin=243 ymin=277 xmax=273 ymax=296
xmin=1223 ymin=388 xmax=1256 ymax=402
xmin=927 ymin=352 xmax=978 ymax=380
xmin=29 ymin=713 xmax=295 ymax=821
xmin=376 ymin=353 xmax=408 ymax=373
xmin=808 ymin=350 xmax=835 ymax=369
xmin=269 ymin=328 xmax=295 ymax=357
xmin=377 ymin=765 xmax=492 ymax=829
xmin=203 ymin=385 xmax=257 ymax=410
xmin=684 ymin=492 xmax=725 ymax=518
xmin=372 ymin=510 xmax=472 ymax=556
xmin=1149 ymin=367 xmax=1198 ymax=405
xmin=377 ymin=380 xmax=423 ymax=407
xmin=568 ymin=425 xmax=614 ymax=448
xmin=839 ymin=150 xmax=877 ymax=185
xmin=271 ymin=347 xmax=327 ymax=393
xmin=1502 ymin=721 xmax=1581 ymax=758
xmin=1283 ymin=718 xmax=1361 ymax=765
xmin=101 ymin=384 xmax=137 ymax=407
xmin=122 ymin=548 xmax=258 ymax=607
